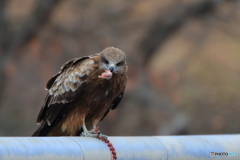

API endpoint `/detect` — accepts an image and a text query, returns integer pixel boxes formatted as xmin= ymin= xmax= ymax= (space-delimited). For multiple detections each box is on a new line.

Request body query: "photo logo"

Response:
xmin=210 ymin=152 xmax=215 ymax=157
xmin=210 ymin=151 xmax=238 ymax=157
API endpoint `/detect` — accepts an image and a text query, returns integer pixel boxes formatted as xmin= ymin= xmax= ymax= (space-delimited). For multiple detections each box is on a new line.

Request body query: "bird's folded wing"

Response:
xmin=100 ymin=85 xmax=126 ymax=121
xmin=36 ymin=57 xmax=96 ymax=125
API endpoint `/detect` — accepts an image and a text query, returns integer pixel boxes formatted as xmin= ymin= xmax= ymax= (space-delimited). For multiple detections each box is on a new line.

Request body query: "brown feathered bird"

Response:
xmin=32 ymin=47 xmax=128 ymax=136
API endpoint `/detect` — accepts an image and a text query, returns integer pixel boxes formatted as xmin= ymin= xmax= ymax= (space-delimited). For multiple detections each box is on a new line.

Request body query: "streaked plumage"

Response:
xmin=33 ymin=47 xmax=127 ymax=136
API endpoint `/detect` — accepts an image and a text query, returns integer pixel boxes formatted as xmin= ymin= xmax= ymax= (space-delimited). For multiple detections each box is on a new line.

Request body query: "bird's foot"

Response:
xmin=81 ymin=126 xmax=108 ymax=140
xmin=88 ymin=129 xmax=96 ymax=134
xmin=97 ymin=131 xmax=108 ymax=140
xmin=81 ymin=131 xmax=99 ymax=138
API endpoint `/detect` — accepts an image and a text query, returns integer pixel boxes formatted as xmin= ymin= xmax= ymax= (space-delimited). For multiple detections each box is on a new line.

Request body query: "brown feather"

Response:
xmin=36 ymin=57 xmax=91 ymax=124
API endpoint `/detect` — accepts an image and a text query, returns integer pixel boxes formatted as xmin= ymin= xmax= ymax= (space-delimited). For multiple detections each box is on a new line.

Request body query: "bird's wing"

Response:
xmin=35 ymin=56 xmax=96 ymax=135
xmin=45 ymin=57 xmax=89 ymax=90
xmin=100 ymin=85 xmax=126 ymax=121
xmin=111 ymin=92 xmax=124 ymax=110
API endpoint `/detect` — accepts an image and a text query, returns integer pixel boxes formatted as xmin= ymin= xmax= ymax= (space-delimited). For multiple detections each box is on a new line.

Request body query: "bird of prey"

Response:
xmin=32 ymin=47 xmax=128 ymax=136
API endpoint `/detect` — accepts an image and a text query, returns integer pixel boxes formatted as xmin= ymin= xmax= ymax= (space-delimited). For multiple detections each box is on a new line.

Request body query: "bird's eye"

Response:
xmin=116 ymin=61 xmax=124 ymax=66
xmin=102 ymin=57 xmax=109 ymax=64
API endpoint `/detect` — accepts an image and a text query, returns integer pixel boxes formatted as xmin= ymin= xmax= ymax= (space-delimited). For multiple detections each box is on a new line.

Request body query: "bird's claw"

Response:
xmin=81 ymin=131 xmax=98 ymax=137
xmin=80 ymin=126 xmax=108 ymax=140
xmin=98 ymin=133 xmax=108 ymax=140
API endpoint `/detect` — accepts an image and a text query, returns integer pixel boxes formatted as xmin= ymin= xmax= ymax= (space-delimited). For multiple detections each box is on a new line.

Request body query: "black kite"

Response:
xmin=32 ymin=47 xmax=128 ymax=136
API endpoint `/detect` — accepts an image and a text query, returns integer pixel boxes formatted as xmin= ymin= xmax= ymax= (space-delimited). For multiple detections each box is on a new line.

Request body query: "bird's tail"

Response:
xmin=32 ymin=127 xmax=41 ymax=136
xmin=32 ymin=121 xmax=51 ymax=136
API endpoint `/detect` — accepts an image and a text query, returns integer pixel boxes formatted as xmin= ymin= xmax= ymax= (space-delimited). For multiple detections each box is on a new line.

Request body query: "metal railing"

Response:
xmin=0 ymin=135 xmax=240 ymax=160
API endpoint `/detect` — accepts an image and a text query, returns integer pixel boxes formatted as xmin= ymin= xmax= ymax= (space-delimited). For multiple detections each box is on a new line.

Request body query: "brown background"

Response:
xmin=0 ymin=0 xmax=239 ymax=136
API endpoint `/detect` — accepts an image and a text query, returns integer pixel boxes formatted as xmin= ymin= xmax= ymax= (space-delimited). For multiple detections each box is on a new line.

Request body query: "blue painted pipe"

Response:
xmin=0 ymin=135 xmax=240 ymax=160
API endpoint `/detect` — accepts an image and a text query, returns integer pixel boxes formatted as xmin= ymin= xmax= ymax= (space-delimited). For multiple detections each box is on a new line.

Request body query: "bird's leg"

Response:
xmin=81 ymin=125 xmax=108 ymax=139
xmin=80 ymin=124 xmax=97 ymax=137
xmin=92 ymin=119 xmax=108 ymax=139
xmin=88 ymin=125 xmax=97 ymax=134
xmin=81 ymin=120 xmax=107 ymax=139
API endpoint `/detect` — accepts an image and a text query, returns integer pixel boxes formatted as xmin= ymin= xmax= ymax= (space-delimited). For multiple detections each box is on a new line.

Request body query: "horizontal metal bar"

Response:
xmin=0 ymin=135 xmax=240 ymax=160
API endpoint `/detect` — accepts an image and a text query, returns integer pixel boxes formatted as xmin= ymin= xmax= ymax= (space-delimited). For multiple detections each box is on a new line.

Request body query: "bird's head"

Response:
xmin=99 ymin=47 xmax=127 ymax=75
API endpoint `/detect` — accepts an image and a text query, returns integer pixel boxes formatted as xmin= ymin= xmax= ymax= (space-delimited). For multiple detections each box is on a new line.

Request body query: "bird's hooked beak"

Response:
xmin=108 ymin=64 xmax=116 ymax=73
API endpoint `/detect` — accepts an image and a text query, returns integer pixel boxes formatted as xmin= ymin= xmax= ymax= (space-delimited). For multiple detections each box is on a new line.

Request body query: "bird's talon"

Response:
xmin=88 ymin=129 xmax=95 ymax=134
xmin=98 ymin=133 xmax=108 ymax=140
xmin=80 ymin=132 xmax=87 ymax=137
